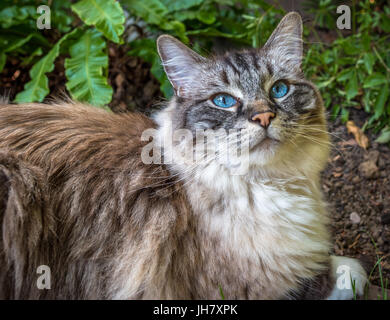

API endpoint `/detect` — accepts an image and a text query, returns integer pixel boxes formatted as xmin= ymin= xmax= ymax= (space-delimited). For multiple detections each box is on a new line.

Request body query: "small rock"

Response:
xmin=143 ymin=80 xmax=157 ymax=97
xmin=115 ymin=73 xmax=125 ymax=87
xmin=364 ymin=150 xmax=380 ymax=164
xmin=358 ymin=160 xmax=378 ymax=179
xmin=381 ymin=214 xmax=390 ymax=225
xmin=109 ymin=47 xmax=116 ymax=57
xmin=350 ymin=212 xmax=361 ymax=224
xmin=128 ymin=58 xmax=138 ymax=68
xmin=378 ymin=157 xmax=386 ymax=168
xmin=352 ymin=176 xmax=360 ymax=183
xmin=373 ymin=229 xmax=381 ymax=239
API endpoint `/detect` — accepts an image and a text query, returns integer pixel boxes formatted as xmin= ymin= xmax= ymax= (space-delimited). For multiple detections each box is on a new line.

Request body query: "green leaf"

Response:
xmin=123 ymin=0 xmax=168 ymax=25
xmin=160 ymin=0 xmax=204 ymax=12
xmin=186 ymin=27 xmax=244 ymax=39
xmin=72 ymin=0 xmax=125 ymax=43
xmin=316 ymin=76 xmax=335 ymax=89
xmin=331 ymin=104 xmax=341 ymax=120
xmin=363 ymin=52 xmax=375 ymax=75
xmin=160 ymin=20 xmax=188 ymax=43
xmin=337 ymin=68 xmax=354 ymax=82
xmin=65 ymin=29 xmax=113 ymax=106
xmin=0 ymin=5 xmax=36 ymax=28
xmin=1 ymin=34 xmax=34 ymax=53
xmin=345 ymin=71 xmax=358 ymax=100
xmin=14 ymin=29 xmax=81 ymax=103
xmin=373 ymin=86 xmax=389 ymax=120
xmin=340 ymin=107 xmax=349 ymax=123
xmin=375 ymin=127 xmax=390 ymax=144
xmin=363 ymin=73 xmax=387 ymax=88
xmin=0 ymin=52 xmax=6 ymax=73
xmin=21 ymin=47 xmax=43 ymax=66
xmin=380 ymin=13 xmax=390 ymax=32
xmin=172 ymin=10 xmax=197 ymax=21
xmin=196 ymin=10 xmax=216 ymax=24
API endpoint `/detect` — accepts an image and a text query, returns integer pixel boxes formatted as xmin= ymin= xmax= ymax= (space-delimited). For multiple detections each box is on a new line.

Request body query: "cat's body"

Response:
xmin=0 ymin=104 xmax=191 ymax=299
xmin=0 ymin=13 xmax=367 ymax=299
xmin=0 ymin=101 xmax=330 ymax=299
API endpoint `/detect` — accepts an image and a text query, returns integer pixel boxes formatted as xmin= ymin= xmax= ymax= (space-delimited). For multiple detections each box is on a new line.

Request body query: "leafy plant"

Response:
xmin=65 ymin=29 xmax=113 ymax=106
xmin=303 ymin=0 xmax=390 ymax=140
xmin=1 ymin=0 xmax=126 ymax=107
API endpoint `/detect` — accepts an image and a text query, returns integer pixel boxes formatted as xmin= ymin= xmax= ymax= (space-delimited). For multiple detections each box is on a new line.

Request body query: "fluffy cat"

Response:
xmin=0 ymin=12 xmax=366 ymax=299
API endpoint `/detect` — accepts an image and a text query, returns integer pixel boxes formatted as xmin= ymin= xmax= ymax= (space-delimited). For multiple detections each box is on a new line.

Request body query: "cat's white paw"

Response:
xmin=326 ymin=256 xmax=368 ymax=300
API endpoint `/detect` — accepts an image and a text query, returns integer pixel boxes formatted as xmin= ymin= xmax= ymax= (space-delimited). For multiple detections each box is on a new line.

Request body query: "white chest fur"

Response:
xmin=184 ymin=164 xmax=331 ymax=298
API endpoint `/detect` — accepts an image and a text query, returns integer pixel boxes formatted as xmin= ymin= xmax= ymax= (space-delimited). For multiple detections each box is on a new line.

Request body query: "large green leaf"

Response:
xmin=123 ymin=0 xmax=168 ymax=25
xmin=65 ymin=29 xmax=113 ymax=106
xmin=363 ymin=73 xmax=387 ymax=88
xmin=0 ymin=34 xmax=34 ymax=53
xmin=160 ymin=0 xmax=204 ymax=12
xmin=72 ymin=0 xmax=125 ymax=43
xmin=0 ymin=5 xmax=36 ymax=28
xmin=14 ymin=29 xmax=81 ymax=103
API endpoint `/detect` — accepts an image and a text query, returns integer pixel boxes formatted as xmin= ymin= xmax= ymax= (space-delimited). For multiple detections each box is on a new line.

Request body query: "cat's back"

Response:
xmin=0 ymin=102 xmax=194 ymax=299
xmin=0 ymin=101 xmax=154 ymax=170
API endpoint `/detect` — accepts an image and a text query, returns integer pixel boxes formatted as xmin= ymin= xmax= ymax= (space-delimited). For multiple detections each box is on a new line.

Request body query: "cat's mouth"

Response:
xmin=254 ymin=136 xmax=280 ymax=150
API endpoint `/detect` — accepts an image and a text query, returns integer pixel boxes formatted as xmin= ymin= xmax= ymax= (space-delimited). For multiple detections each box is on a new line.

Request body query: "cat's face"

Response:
xmin=156 ymin=13 xmax=329 ymax=171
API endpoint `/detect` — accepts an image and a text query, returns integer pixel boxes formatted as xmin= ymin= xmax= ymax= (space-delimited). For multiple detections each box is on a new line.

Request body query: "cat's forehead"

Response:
xmin=206 ymin=49 xmax=290 ymax=96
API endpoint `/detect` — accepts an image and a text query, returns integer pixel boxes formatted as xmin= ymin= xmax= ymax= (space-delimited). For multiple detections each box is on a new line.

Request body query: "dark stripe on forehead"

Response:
xmin=249 ymin=50 xmax=261 ymax=70
xmin=221 ymin=69 xmax=230 ymax=85
xmin=224 ymin=56 xmax=239 ymax=75
xmin=233 ymin=52 xmax=250 ymax=72
xmin=266 ymin=62 xmax=274 ymax=77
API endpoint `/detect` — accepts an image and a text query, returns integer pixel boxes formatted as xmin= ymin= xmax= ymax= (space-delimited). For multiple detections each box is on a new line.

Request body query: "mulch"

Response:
xmin=323 ymin=108 xmax=390 ymax=288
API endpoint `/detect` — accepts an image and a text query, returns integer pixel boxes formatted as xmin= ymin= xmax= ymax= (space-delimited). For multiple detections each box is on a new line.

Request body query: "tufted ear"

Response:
xmin=157 ymin=35 xmax=206 ymax=98
xmin=263 ymin=12 xmax=303 ymax=70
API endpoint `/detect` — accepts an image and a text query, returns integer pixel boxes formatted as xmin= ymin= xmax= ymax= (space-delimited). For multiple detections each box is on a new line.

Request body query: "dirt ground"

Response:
xmin=1 ymin=42 xmax=388 ymax=294
xmin=323 ymin=109 xmax=390 ymax=289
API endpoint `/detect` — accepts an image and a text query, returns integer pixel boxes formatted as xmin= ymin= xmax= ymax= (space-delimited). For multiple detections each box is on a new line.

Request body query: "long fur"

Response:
xmin=0 ymin=12 xmax=367 ymax=299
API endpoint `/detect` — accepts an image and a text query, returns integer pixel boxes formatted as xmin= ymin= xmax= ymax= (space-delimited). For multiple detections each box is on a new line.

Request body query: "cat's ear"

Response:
xmin=263 ymin=12 xmax=303 ymax=70
xmin=157 ymin=35 xmax=206 ymax=98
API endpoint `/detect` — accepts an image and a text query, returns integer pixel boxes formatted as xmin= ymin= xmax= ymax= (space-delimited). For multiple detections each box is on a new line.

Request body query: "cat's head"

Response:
xmin=155 ymin=12 xmax=329 ymax=177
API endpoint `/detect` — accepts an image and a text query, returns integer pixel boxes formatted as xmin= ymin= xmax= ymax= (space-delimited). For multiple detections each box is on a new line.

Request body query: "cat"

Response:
xmin=0 ymin=12 xmax=367 ymax=299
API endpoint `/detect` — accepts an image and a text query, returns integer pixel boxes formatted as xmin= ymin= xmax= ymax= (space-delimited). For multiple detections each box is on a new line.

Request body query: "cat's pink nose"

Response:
xmin=251 ymin=111 xmax=275 ymax=129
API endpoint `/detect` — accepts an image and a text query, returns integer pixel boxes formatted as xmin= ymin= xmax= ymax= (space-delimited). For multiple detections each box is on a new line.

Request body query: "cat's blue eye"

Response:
xmin=270 ymin=81 xmax=289 ymax=99
xmin=212 ymin=94 xmax=237 ymax=108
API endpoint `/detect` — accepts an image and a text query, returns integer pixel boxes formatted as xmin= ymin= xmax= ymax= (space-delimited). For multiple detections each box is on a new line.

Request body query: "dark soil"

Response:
xmin=323 ymin=109 xmax=390 ymax=288
xmin=1 ymin=43 xmax=388 ymax=291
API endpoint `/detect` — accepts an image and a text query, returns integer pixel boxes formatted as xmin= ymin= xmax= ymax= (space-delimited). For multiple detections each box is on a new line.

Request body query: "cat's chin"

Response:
xmin=247 ymin=137 xmax=281 ymax=166
xmin=252 ymin=137 xmax=280 ymax=152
